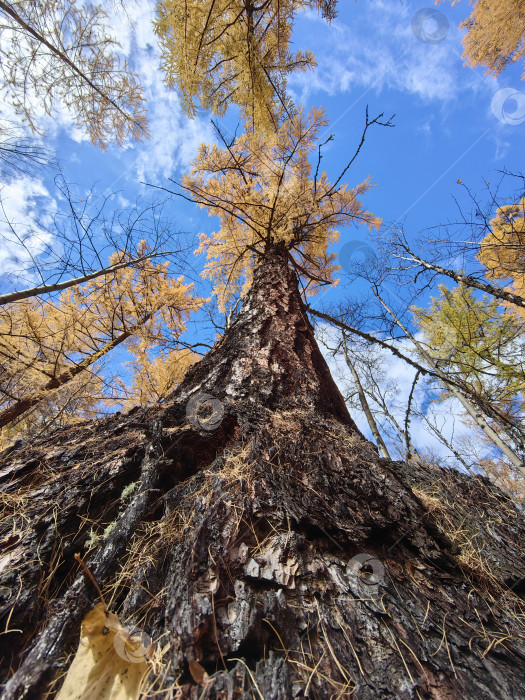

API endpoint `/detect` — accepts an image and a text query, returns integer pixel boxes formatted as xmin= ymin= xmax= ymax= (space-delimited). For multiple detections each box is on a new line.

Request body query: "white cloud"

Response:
xmin=416 ymin=119 xmax=433 ymax=138
xmin=289 ymin=1 xmax=493 ymax=107
xmin=100 ymin=1 xmax=214 ymax=186
xmin=0 ymin=0 xmax=212 ymax=180
xmin=130 ymin=48 xmax=214 ymax=184
xmin=0 ymin=176 xmax=58 ymax=288
xmin=316 ymin=320 xmax=474 ymax=466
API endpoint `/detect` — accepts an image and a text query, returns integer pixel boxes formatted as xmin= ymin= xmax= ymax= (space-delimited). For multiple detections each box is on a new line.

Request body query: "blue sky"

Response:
xmin=3 ymin=0 xmax=523 ymax=297
xmin=1 ymin=0 xmax=523 ymax=460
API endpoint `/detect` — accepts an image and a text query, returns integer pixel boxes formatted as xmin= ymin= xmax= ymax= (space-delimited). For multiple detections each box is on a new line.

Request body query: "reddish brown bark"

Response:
xmin=1 ymin=246 xmax=524 ymax=699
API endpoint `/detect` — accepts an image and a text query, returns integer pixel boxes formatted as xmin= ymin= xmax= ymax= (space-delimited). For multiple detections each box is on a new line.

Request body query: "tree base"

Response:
xmin=2 ymin=403 xmax=524 ymax=699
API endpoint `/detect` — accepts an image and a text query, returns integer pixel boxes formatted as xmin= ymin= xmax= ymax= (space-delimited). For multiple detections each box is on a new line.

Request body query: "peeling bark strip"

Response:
xmin=1 ymin=246 xmax=525 ymax=699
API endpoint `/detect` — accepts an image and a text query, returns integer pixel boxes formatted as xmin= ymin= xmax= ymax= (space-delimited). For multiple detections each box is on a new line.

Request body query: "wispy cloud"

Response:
xmin=106 ymin=0 xmax=214 ymax=185
xmin=131 ymin=48 xmax=214 ymax=184
xmin=290 ymin=1 xmax=493 ymax=107
xmin=0 ymin=176 xmax=58 ymax=286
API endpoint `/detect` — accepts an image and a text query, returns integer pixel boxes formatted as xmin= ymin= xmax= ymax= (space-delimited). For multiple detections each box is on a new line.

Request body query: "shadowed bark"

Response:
xmin=1 ymin=246 xmax=524 ymax=699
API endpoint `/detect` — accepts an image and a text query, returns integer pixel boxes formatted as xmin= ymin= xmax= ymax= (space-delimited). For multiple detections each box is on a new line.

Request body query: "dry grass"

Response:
xmin=260 ymin=613 xmax=357 ymax=699
xmin=413 ymin=486 xmax=501 ymax=588
xmin=0 ymin=490 xmax=32 ymax=536
xmin=411 ymin=482 xmax=525 ymax=650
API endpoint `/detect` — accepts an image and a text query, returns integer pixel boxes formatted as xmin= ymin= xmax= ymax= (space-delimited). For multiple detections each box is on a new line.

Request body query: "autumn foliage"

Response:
xmin=181 ymin=107 xmax=380 ymax=310
xmin=442 ymin=0 xmax=525 ymax=79
xmin=0 ymin=248 xmax=199 ymax=445
xmin=155 ymin=0 xmax=337 ymax=132
xmin=412 ymin=283 xmax=525 ymax=420
xmin=477 ymin=196 xmax=525 ymax=318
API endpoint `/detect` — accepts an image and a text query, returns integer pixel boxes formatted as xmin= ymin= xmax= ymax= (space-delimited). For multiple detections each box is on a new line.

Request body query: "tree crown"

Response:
xmin=155 ymin=0 xmax=338 ymax=132
xmin=179 ymin=106 xmax=380 ymax=311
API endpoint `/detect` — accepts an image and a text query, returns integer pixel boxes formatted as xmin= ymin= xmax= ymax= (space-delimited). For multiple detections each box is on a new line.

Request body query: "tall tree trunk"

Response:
xmin=340 ymin=337 xmax=391 ymax=460
xmin=403 ymin=370 xmax=421 ymax=462
xmin=1 ymin=246 xmax=525 ymax=699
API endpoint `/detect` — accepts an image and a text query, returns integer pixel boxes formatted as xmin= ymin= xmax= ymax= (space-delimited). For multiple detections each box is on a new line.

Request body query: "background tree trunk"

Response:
xmin=340 ymin=338 xmax=391 ymax=459
xmin=1 ymin=246 xmax=524 ymax=699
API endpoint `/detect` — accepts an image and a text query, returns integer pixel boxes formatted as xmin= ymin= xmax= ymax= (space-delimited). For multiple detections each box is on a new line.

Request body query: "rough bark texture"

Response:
xmin=1 ymin=246 xmax=525 ymax=699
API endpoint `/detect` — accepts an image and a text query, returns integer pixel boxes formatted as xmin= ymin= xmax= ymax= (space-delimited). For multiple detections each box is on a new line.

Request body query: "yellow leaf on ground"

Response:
xmin=56 ymin=603 xmax=150 ymax=700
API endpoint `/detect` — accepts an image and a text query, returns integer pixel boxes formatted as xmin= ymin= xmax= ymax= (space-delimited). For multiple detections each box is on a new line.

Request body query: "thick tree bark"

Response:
xmin=1 ymin=245 xmax=525 ymax=699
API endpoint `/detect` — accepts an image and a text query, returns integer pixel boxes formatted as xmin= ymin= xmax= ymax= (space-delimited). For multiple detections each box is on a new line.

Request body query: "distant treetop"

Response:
xmin=155 ymin=0 xmax=339 ymax=133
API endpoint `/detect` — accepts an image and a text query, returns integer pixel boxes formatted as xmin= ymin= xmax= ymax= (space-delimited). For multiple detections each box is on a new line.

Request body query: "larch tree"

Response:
xmin=116 ymin=342 xmax=200 ymax=410
xmin=177 ymin=106 xmax=381 ymax=308
xmin=440 ymin=0 xmax=525 ymax=79
xmin=0 ymin=358 xmax=105 ymax=450
xmin=371 ymin=285 xmax=525 ymax=475
xmin=313 ymin=298 xmax=525 ymax=483
xmin=1 ymin=3 xmax=525 ymax=700
xmin=382 ymin=225 xmax=525 ymax=312
xmin=2 ymin=118 xmax=525 ymax=697
xmin=477 ymin=196 xmax=525 ymax=318
xmin=154 ymin=0 xmax=336 ymax=132
xmin=411 ymin=283 xmax=525 ymax=470
xmin=412 ymin=284 xmax=525 ymax=424
xmin=0 ymin=178 xmax=189 ymax=305
xmin=0 ymin=251 xmax=199 ymax=438
xmin=0 ymin=0 xmax=148 ymax=149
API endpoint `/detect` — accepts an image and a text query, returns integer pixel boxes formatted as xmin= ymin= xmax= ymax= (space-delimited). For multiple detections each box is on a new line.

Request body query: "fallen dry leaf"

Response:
xmin=56 ymin=603 xmax=150 ymax=700
xmin=188 ymin=659 xmax=209 ymax=684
